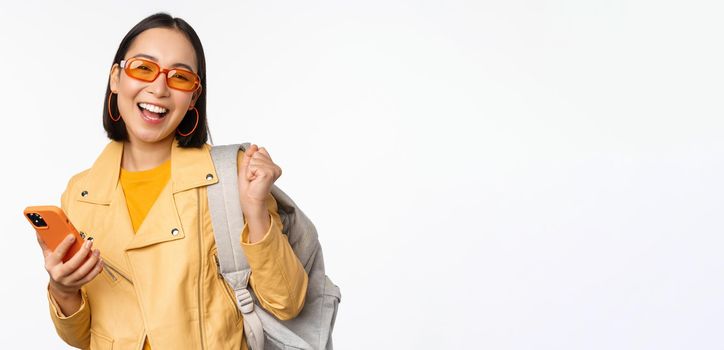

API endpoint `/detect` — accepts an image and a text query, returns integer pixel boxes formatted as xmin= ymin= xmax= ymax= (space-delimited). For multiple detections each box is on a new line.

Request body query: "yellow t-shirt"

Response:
xmin=119 ymin=158 xmax=171 ymax=350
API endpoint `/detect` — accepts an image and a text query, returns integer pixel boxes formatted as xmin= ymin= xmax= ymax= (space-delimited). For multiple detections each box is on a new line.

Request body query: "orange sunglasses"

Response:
xmin=120 ymin=57 xmax=201 ymax=92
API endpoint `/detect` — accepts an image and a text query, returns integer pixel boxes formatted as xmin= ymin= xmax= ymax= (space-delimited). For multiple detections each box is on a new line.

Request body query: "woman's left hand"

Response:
xmin=238 ymin=144 xmax=282 ymax=213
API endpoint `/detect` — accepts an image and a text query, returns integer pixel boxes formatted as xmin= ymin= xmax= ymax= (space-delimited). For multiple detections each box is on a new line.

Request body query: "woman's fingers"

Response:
xmin=67 ymin=249 xmax=101 ymax=283
xmin=241 ymin=144 xmax=279 ymax=179
xmin=240 ymin=144 xmax=258 ymax=181
xmin=41 ymin=234 xmax=102 ymax=291
xmin=255 ymin=147 xmax=272 ymax=161
xmin=248 ymin=156 xmax=281 ymax=180
xmin=50 ymin=234 xmax=77 ymax=264
xmin=239 ymin=145 xmax=282 ymax=190
xmin=238 ymin=144 xmax=282 ymax=205
xmin=59 ymin=238 xmax=94 ymax=276
xmin=75 ymin=259 xmax=104 ymax=286
xmin=240 ymin=144 xmax=257 ymax=170
xmin=36 ymin=232 xmax=52 ymax=258
xmin=246 ymin=145 xmax=258 ymax=180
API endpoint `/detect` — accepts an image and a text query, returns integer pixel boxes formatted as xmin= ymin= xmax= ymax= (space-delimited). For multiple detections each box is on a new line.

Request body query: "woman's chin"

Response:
xmin=127 ymin=128 xmax=174 ymax=145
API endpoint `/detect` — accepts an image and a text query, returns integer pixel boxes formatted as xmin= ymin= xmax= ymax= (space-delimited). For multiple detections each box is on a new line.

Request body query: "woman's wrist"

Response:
xmin=48 ymin=281 xmax=83 ymax=317
xmin=244 ymin=209 xmax=272 ymax=244
xmin=240 ymin=197 xmax=266 ymax=216
xmin=48 ymin=281 xmax=80 ymax=300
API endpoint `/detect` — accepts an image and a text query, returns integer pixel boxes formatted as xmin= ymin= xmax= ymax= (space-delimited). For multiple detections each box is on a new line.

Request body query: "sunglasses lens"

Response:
xmin=167 ymin=70 xmax=198 ymax=91
xmin=126 ymin=59 xmax=159 ymax=81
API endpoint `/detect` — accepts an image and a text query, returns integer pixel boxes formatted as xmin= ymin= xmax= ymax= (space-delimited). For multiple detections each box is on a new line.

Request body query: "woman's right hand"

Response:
xmin=38 ymin=233 xmax=104 ymax=302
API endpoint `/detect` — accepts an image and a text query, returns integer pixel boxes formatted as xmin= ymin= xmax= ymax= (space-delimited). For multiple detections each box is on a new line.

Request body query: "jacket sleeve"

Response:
xmin=237 ymin=152 xmax=309 ymax=320
xmin=47 ymin=287 xmax=91 ymax=349
xmin=47 ymin=180 xmax=91 ymax=349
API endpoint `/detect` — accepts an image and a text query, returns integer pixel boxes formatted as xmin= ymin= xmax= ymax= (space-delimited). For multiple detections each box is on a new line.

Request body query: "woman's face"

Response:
xmin=109 ymin=27 xmax=201 ymax=146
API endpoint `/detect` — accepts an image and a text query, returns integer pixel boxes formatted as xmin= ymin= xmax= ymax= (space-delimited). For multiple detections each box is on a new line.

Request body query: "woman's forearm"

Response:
xmin=48 ymin=283 xmax=82 ymax=317
xmin=244 ymin=204 xmax=272 ymax=243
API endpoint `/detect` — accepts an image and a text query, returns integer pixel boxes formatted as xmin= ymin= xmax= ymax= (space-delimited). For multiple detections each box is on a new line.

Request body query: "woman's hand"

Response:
xmin=38 ymin=233 xmax=104 ymax=314
xmin=238 ymin=144 xmax=282 ymax=243
xmin=237 ymin=144 xmax=282 ymax=212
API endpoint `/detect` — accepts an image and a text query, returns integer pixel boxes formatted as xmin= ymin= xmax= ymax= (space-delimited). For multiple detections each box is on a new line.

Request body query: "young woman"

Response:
xmin=36 ymin=13 xmax=308 ymax=349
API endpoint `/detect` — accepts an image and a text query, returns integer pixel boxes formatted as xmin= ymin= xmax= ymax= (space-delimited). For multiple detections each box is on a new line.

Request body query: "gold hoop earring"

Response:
xmin=177 ymin=107 xmax=199 ymax=137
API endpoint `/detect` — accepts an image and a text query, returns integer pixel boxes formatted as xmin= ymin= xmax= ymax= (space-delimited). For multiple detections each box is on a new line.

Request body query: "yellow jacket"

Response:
xmin=47 ymin=140 xmax=309 ymax=349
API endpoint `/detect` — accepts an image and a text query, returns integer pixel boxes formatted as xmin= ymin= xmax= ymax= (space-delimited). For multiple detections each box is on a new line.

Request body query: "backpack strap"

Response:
xmin=208 ymin=143 xmax=265 ymax=350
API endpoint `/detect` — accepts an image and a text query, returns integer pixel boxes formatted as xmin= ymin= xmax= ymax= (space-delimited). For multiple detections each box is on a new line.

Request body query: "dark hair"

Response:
xmin=103 ymin=12 xmax=208 ymax=148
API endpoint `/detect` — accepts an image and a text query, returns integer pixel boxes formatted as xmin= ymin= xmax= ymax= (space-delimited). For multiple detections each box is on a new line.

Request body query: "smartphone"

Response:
xmin=24 ymin=205 xmax=85 ymax=263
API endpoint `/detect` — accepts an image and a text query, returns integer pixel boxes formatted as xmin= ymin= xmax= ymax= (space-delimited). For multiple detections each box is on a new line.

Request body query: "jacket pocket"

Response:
xmin=90 ymin=329 xmax=114 ymax=350
xmin=100 ymin=265 xmax=120 ymax=287
xmin=100 ymin=260 xmax=133 ymax=286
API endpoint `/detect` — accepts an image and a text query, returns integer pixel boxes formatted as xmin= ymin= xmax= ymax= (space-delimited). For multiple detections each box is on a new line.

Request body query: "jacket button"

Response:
xmin=171 ymin=228 xmax=180 ymax=236
xmin=81 ymin=190 xmax=88 ymax=197
xmin=206 ymin=173 xmax=214 ymax=180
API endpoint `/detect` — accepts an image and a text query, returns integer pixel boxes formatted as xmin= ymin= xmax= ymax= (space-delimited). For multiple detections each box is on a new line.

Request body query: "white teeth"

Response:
xmin=138 ymin=103 xmax=168 ymax=114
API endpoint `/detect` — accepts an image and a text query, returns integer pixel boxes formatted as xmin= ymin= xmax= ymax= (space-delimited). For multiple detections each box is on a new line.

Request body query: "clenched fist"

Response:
xmin=237 ymin=144 xmax=281 ymax=242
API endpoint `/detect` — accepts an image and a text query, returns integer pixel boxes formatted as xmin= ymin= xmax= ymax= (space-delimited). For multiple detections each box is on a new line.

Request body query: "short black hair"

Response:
xmin=103 ymin=12 xmax=208 ymax=148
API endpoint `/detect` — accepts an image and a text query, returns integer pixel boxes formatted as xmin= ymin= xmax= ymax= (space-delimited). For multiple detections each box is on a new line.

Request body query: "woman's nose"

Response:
xmin=148 ymin=72 xmax=171 ymax=96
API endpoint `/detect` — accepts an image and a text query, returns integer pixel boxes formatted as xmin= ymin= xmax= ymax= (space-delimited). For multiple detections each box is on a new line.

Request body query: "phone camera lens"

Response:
xmin=27 ymin=213 xmax=48 ymax=228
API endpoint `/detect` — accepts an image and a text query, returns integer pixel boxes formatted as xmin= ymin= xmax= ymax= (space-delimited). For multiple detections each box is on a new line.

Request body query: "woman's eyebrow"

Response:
xmin=131 ymin=53 xmax=195 ymax=72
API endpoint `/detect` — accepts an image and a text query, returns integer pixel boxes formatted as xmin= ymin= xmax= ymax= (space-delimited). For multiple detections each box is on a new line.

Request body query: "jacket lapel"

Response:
xmin=73 ymin=141 xmax=134 ymax=277
xmin=126 ymin=141 xmax=219 ymax=250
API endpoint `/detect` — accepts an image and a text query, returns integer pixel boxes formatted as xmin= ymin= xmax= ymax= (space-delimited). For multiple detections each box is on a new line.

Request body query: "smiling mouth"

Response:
xmin=137 ymin=103 xmax=168 ymax=120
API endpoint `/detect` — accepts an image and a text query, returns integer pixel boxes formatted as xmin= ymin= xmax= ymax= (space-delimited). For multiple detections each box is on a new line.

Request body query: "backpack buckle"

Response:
xmin=235 ymin=288 xmax=255 ymax=313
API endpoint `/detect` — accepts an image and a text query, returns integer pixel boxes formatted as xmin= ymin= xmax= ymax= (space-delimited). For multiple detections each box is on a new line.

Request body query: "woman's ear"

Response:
xmin=109 ymin=63 xmax=120 ymax=92
xmin=190 ymin=85 xmax=203 ymax=108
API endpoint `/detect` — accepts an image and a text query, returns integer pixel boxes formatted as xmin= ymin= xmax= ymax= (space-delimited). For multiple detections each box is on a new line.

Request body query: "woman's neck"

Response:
xmin=121 ymin=137 xmax=174 ymax=171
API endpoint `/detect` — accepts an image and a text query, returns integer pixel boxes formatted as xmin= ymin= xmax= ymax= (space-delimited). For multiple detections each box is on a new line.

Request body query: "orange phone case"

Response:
xmin=24 ymin=205 xmax=84 ymax=263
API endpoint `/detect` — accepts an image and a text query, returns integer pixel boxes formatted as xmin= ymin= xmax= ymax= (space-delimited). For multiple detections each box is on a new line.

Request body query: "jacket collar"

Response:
xmin=77 ymin=139 xmax=219 ymax=205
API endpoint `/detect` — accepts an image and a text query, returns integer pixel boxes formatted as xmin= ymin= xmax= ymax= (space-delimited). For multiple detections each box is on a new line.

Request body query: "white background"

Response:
xmin=1 ymin=1 xmax=723 ymax=349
